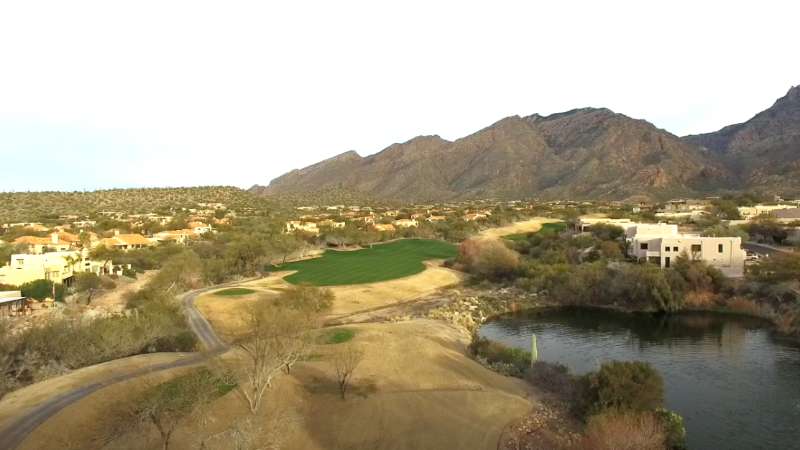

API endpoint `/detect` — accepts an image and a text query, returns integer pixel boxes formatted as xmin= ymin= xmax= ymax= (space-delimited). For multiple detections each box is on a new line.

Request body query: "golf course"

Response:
xmin=278 ymin=239 xmax=458 ymax=286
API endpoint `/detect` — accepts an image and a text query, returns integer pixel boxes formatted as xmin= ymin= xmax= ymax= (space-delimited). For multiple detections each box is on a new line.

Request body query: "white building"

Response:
xmin=737 ymin=204 xmax=795 ymax=220
xmin=0 ymin=250 xmax=119 ymax=287
xmin=627 ymin=225 xmax=745 ymax=277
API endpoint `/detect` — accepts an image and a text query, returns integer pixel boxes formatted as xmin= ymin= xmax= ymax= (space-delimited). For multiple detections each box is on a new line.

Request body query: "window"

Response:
xmin=673 ymin=246 xmax=679 ymax=252
xmin=664 ymin=256 xmax=671 ymax=268
xmin=665 ymin=247 xmax=671 ymax=252
xmin=640 ymin=243 xmax=649 ymax=250
xmin=691 ymin=244 xmax=701 ymax=252
xmin=718 ymin=244 xmax=724 ymax=253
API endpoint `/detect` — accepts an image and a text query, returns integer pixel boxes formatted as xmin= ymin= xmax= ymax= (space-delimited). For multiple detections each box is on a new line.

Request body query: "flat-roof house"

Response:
xmin=738 ymin=204 xmax=796 ymax=220
xmin=0 ymin=291 xmax=27 ymax=318
xmin=627 ymin=225 xmax=745 ymax=277
xmin=393 ymin=219 xmax=418 ymax=228
xmin=373 ymin=223 xmax=396 ymax=233
xmin=284 ymin=221 xmax=320 ymax=235
xmin=0 ymin=250 xmax=117 ymax=286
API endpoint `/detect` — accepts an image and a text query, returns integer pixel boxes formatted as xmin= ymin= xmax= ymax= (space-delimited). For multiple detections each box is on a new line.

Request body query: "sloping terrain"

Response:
xmin=254 ymin=85 xmax=800 ymax=201
xmin=684 ymin=85 xmax=800 ymax=196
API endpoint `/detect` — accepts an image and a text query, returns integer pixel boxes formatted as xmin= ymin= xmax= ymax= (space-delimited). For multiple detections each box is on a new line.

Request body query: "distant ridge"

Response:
xmin=252 ymin=86 xmax=800 ymax=201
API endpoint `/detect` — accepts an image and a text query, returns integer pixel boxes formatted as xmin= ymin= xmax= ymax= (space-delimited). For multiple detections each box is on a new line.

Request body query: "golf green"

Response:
xmin=504 ymin=222 xmax=566 ymax=241
xmin=278 ymin=239 xmax=457 ymax=286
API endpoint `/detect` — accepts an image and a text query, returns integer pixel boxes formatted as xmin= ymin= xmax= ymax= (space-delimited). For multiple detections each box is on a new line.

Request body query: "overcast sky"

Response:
xmin=1 ymin=1 xmax=798 ymax=192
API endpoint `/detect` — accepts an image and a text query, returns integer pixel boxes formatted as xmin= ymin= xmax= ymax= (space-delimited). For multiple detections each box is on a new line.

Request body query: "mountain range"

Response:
xmin=251 ymin=86 xmax=800 ymax=202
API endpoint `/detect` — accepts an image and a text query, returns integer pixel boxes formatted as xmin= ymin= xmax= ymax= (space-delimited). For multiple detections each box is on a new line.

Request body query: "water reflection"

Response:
xmin=480 ymin=308 xmax=800 ymax=450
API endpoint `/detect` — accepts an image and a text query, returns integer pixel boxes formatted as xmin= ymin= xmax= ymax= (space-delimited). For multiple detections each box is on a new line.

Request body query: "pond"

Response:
xmin=479 ymin=308 xmax=800 ymax=450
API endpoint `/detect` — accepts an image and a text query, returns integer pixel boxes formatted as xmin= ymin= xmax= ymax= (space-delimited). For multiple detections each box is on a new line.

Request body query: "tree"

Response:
xmin=458 ymin=238 xmax=521 ymax=281
xmin=331 ymin=343 xmax=364 ymax=400
xmin=271 ymin=234 xmax=303 ymax=264
xmin=124 ymin=368 xmax=230 ymax=450
xmin=748 ymin=253 xmax=800 ymax=283
xmin=74 ymin=272 xmax=102 ymax=304
xmin=20 ymin=279 xmax=65 ymax=301
xmin=274 ymin=284 xmax=334 ymax=316
xmin=233 ymin=303 xmax=312 ymax=413
xmin=580 ymin=361 xmax=664 ymax=416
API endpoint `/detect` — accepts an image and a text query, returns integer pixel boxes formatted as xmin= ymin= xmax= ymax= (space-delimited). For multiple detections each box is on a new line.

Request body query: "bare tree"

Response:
xmin=331 ymin=343 xmax=364 ymax=400
xmin=233 ymin=303 xmax=311 ymax=413
xmin=120 ymin=368 xmax=228 ymax=450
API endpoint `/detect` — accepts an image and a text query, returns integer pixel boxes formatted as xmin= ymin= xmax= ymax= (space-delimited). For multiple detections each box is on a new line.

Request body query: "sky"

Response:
xmin=1 ymin=1 xmax=799 ymax=192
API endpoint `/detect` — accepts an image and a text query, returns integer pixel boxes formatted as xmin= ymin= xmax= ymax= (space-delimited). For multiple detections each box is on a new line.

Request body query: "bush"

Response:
xmin=525 ymin=361 xmax=577 ymax=398
xmin=579 ymin=361 xmax=664 ymax=417
xmin=654 ymin=408 xmax=687 ymax=449
xmin=20 ymin=279 xmax=65 ymax=302
xmin=74 ymin=273 xmax=101 ymax=292
xmin=581 ymin=411 xmax=667 ymax=450
xmin=469 ymin=336 xmax=531 ymax=376
xmin=458 ymin=238 xmax=521 ymax=281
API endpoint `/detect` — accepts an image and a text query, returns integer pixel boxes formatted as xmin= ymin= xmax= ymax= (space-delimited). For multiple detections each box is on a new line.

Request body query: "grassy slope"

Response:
xmin=278 ymin=239 xmax=457 ymax=286
xmin=505 ymin=222 xmax=566 ymax=241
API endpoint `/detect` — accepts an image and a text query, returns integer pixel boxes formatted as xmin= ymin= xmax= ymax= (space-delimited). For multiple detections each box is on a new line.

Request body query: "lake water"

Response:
xmin=479 ymin=308 xmax=800 ymax=450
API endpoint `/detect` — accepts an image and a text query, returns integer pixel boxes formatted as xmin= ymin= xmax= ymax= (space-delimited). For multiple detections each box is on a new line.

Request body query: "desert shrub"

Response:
xmin=100 ymin=276 xmax=117 ymax=290
xmin=458 ymin=238 xmax=521 ymax=281
xmin=275 ymin=284 xmax=334 ymax=313
xmin=654 ymin=408 xmax=687 ymax=449
xmin=581 ymin=411 xmax=667 ymax=450
xmin=589 ymin=224 xmax=625 ymax=241
xmin=469 ymin=336 xmax=531 ymax=376
xmin=74 ymin=272 xmax=101 ymax=292
xmin=525 ymin=361 xmax=578 ymax=399
xmin=579 ymin=361 xmax=664 ymax=417
xmin=20 ymin=279 xmax=65 ymax=301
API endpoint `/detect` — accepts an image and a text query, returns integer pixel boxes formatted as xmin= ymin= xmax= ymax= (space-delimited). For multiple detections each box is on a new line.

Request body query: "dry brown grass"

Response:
xmin=580 ymin=411 xmax=666 ymax=450
xmin=725 ymin=297 xmax=766 ymax=317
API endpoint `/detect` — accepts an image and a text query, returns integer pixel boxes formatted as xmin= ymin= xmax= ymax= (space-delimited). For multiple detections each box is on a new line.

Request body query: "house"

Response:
xmin=13 ymin=232 xmax=80 ymax=254
xmin=98 ymin=231 xmax=155 ymax=251
xmin=0 ymin=291 xmax=27 ymax=318
xmin=153 ymin=229 xmax=196 ymax=245
xmin=318 ymin=220 xmax=345 ymax=229
xmin=427 ymin=215 xmax=447 ymax=222
xmin=0 ymin=250 xmax=118 ymax=287
xmin=373 ymin=224 xmax=396 ymax=233
xmin=773 ymin=207 xmax=800 ymax=223
xmin=737 ymin=204 xmax=796 ymax=220
xmin=353 ymin=215 xmax=376 ymax=224
xmin=284 ymin=221 xmax=320 ymax=235
xmin=187 ymin=221 xmax=213 ymax=235
xmin=463 ymin=213 xmax=488 ymax=222
xmin=393 ymin=219 xmax=418 ymax=228
xmin=627 ymin=224 xmax=745 ymax=277
xmin=655 ymin=210 xmax=709 ymax=220
xmin=576 ymin=217 xmax=635 ymax=232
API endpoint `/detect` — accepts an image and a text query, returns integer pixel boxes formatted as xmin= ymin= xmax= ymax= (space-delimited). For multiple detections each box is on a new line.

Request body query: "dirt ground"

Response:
xmin=0 ymin=352 xmax=194 ymax=430
xmin=478 ymin=218 xmax=558 ymax=239
xmin=90 ymin=270 xmax=157 ymax=310
xmin=17 ymin=320 xmax=533 ymax=450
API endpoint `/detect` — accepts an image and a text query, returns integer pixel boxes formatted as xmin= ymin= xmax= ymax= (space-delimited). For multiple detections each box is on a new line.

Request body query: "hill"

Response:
xmin=684 ymin=85 xmax=800 ymax=196
xmin=0 ymin=186 xmax=272 ymax=223
xmin=254 ymin=109 xmax=730 ymax=201
xmin=253 ymin=86 xmax=800 ymax=201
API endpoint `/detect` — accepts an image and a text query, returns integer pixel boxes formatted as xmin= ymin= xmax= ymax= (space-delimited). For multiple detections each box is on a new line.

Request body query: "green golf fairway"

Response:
xmin=278 ymin=239 xmax=457 ymax=286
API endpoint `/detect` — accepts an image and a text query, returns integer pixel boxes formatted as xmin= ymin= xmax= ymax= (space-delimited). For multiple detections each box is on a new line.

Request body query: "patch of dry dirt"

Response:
xmin=17 ymin=320 xmax=534 ymax=450
xmin=478 ymin=218 xmax=558 ymax=239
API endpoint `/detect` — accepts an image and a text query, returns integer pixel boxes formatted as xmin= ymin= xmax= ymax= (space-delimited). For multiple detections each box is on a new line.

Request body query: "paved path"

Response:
xmin=0 ymin=279 xmax=251 ymax=450
xmin=744 ymin=241 xmax=796 ymax=257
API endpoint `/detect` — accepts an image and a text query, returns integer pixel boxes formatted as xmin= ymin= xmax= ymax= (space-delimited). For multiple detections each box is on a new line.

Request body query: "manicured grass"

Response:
xmin=320 ymin=328 xmax=356 ymax=344
xmin=213 ymin=287 xmax=257 ymax=296
xmin=505 ymin=222 xmax=566 ymax=241
xmin=277 ymin=239 xmax=457 ymax=286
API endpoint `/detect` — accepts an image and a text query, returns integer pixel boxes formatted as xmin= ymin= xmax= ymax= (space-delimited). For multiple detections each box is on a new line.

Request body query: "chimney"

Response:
xmin=114 ymin=229 xmax=120 ymax=236
xmin=51 ymin=232 xmax=59 ymax=244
